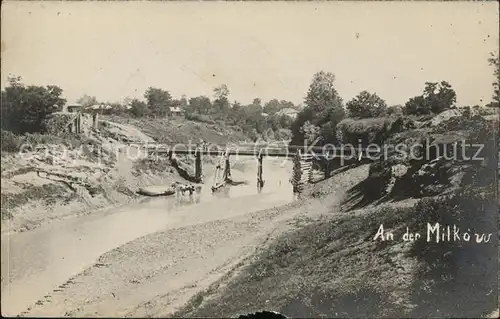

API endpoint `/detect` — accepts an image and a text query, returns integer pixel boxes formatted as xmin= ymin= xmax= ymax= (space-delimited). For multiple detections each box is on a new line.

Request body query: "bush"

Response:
xmin=1 ymin=130 xmax=83 ymax=153
xmin=1 ymin=130 xmax=23 ymax=152
xmin=185 ymin=113 xmax=215 ymax=124
xmin=336 ymin=116 xmax=414 ymax=147
xmin=1 ymin=77 xmax=66 ymax=133
xmin=41 ymin=112 xmax=75 ymax=135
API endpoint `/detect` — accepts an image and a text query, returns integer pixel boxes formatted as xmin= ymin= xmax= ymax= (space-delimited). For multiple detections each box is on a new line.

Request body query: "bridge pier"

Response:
xmin=257 ymin=150 xmax=264 ymax=192
xmin=223 ymin=150 xmax=231 ymax=182
xmin=195 ymin=147 xmax=202 ymax=182
xmin=291 ymin=150 xmax=314 ymax=197
xmin=324 ymin=156 xmax=331 ymax=179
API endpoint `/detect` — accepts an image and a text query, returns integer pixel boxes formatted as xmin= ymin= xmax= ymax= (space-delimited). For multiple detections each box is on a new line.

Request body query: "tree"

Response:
xmin=263 ymin=99 xmax=283 ymax=115
xmin=178 ymin=95 xmax=188 ymax=109
xmin=403 ymin=81 xmax=457 ymax=115
xmin=305 ymin=71 xmax=344 ymax=121
xmin=291 ymin=71 xmax=345 ymax=145
xmin=77 ymin=94 xmax=98 ymax=108
xmin=290 ymin=107 xmax=314 ymax=145
xmin=422 ymin=81 xmax=456 ymax=113
xmin=212 ymin=84 xmax=230 ymax=118
xmin=280 ymin=100 xmax=299 ymax=110
xmin=346 ymin=91 xmax=387 ymax=118
xmin=387 ymin=104 xmax=403 ymax=115
xmin=129 ymin=99 xmax=150 ymax=117
xmin=247 ymin=98 xmax=263 ymax=115
xmin=487 ymin=52 xmax=499 ymax=107
xmin=213 ymin=84 xmax=230 ymax=101
xmin=252 ymin=98 xmax=262 ymax=108
xmin=187 ymin=96 xmax=212 ymax=115
xmin=103 ymin=102 xmax=127 ymax=115
xmin=300 ymin=121 xmax=321 ymax=144
xmin=403 ymin=95 xmax=428 ymax=116
xmin=228 ymin=101 xmax=245 ymax=125
xmin=1 ymin=76 xmax=66 ymax=133
xmin=144 ymin=87 xmax=172 ymax=118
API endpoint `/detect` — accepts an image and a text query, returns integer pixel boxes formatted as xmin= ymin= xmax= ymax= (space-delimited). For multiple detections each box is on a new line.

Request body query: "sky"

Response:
xmin=1 ymin=1 xmax=499 ymax=107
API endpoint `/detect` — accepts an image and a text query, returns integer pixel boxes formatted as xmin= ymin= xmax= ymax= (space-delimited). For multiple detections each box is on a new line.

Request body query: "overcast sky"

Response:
xmin=1 ymin=1 xmax=498 ymax=107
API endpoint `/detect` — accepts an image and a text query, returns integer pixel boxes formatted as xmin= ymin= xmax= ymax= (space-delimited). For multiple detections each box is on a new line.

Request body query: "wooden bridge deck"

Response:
xmin=132 ymin=143 xmax=486 ymax=161
xmin=136 ymin=143 xmax=371 ymax=158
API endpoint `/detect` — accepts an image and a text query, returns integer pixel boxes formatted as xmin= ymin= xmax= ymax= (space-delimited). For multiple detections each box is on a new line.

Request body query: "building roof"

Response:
xmin=170 ymin=106 xmax=182 ymax=113
xmin=63 ymin=103 xmax=83 ymax=112
xmin=277 ymin=107 xmax=299 ymax=118
xmin=89 ymin=104 xmax=112 ymax=110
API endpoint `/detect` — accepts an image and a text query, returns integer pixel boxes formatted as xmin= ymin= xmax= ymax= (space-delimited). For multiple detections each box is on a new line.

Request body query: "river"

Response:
xmin=1 ymin=157 xmax=294 ymax=316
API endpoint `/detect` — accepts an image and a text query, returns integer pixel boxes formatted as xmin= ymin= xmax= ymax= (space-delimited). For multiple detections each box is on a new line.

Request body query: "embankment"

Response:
xmin=172 ymin=112 xmax=498 ymax=318
xmin=1 ymin=117 xmax=236 ymax=235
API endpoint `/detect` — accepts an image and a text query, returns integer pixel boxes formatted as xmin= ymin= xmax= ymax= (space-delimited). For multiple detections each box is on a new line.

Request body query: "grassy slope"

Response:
xmin=174 ymin=178 xmax=497 ymax=318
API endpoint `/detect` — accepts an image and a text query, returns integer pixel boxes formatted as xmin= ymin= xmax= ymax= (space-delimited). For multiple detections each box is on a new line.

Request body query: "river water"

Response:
xmin=1 ymin=158 xmax=294 ymax=316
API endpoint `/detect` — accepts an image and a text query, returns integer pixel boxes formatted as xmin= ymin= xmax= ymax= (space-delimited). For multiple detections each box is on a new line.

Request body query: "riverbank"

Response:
xmin=0 ymin=117 xmax=230 ymax=236
xmin=18 ymin=163 xmax=369 ymax=317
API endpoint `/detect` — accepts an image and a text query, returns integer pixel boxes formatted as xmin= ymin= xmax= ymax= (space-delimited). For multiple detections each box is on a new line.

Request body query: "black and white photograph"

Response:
xmin=1 ymin=1 xmax=499 ymax=318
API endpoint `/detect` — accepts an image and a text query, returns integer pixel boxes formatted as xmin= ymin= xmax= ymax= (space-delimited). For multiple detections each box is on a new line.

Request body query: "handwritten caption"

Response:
xmin=373 ymin=223 xmax=492 ymax=243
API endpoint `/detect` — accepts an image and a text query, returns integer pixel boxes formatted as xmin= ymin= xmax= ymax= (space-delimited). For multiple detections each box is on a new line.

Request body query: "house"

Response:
xmin=170 ymin=106 xmax=183 ymax=118
xmin=65 ymin=103 xmax=83 ymax=113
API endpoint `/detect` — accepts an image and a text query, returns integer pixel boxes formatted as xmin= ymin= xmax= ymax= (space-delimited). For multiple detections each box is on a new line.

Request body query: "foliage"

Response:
xmin=403 ymin=96 xmax=428 ymax=116
xmin=1 ymin=130 xmax=23 ymax=152
xmin=404 ymin=81 xmax=457 ymax=115
xmin=76 ymin=94 xmax=98 ymax=108
xmin=291 ymin=71 xmax=345 ymax=146
xmin=212 ymin=84 xmax=231 ymax=119
xmin=346 ymin=91 xmax=387 ymax=118
xmin=42 ymin=112 xmax=76 ymax=135
xmin=1 ymin=76 xmax=66 ymax=134
xmin=304 ymin=71 xmax=343 ymax=117
xmin=386 ymin=105 xmax=403 ymax=115
xmin=185 ymin=112 xmax=215 ymax=124
xmin=129 ymin=99 xmax=151 ymax=117
xmin=1 ymin=130 xmax=83 ymax=153
xmin=487 ymin=52 xmax=499 ymax=107
xmin=300 ymin=121 xmax=321 ymax=144
xmin=186 ymin=96 xmax=212 ymax=115
xmin=422 ymin=81 xmax=457 ymax=113
xmin=336 ymin=116 xmax=414 ymax=147
xmin=144 ymin=87 xmax=173 ymax=118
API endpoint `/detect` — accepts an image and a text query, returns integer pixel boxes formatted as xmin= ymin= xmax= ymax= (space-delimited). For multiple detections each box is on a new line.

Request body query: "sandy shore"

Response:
xmin=23 ymin=202 xmax=303 ymax=317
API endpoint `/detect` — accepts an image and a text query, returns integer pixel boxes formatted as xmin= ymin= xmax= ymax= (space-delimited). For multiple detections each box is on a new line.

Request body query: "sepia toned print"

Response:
xmin=1 ymin=1 xmax=498 ymax=318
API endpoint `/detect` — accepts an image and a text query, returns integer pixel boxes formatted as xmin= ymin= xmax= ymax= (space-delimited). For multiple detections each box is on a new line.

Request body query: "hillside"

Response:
xmin=173 ymin=111 xmax=499 ymax=318
xmin=102 ymin=115 xmax=251 ymax=144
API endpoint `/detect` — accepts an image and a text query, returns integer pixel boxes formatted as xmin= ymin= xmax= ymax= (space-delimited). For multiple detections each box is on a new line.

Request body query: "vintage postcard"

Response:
xmin=1 ymin=1 xmax=498 ymax=318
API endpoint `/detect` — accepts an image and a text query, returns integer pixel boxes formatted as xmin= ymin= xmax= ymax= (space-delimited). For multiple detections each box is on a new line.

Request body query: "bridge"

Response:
xmin=128 ymin=142 xmax=486 ymax=195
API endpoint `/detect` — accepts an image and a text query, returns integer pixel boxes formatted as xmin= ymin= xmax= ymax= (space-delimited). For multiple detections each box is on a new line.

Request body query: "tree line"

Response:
xmin=290 ymin=52 xmax=499 ymax=146
xmin=0 ymin=78 xmax=299 ymax=141
xmin=2 ymin=52 xmax=498 ymax=143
